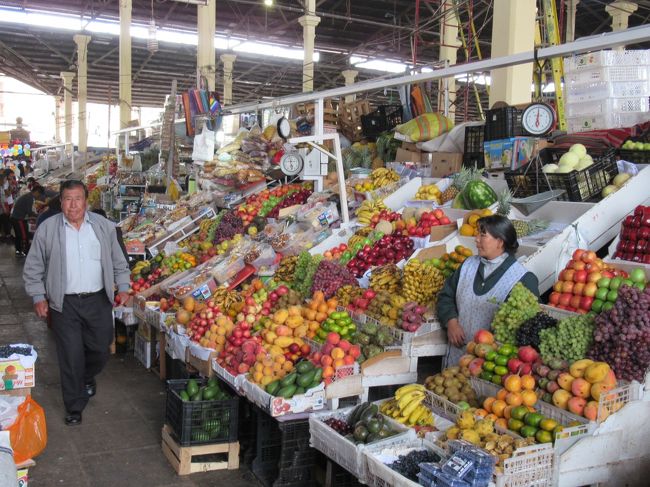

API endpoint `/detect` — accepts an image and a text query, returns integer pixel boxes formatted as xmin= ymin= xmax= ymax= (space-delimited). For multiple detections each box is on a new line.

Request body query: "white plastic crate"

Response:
xmin=565 ymin=79 xmax=650 ymax=103
xmin=563 ymin=49 xmax=650 ymax=72
xmin=363 ymin=436 xmax=447 ymax=487
xmin=308 ymin=407 xmax=414 ymax=482
xmin=565 ymin=96 xmax=649 ymax=118
xmin=564 ymin=65 xmax=649 ymax=85
xmin=566 ymin=111 xmax=649 ymax=133
xmin=494 ymin=443 xmax=555 ymax=487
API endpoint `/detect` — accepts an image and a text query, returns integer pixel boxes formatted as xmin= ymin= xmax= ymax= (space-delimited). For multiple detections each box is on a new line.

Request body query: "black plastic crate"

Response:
xmin=504 ymin=148 xmax=618 ymax=202
xmin=165 ymin=379 xmax=239 ymax=446
xmin=361 ymin=105 xmax=403 ymax=137
xmin=463 ymin=152 xmax=485 ymax=170
xmin=275 ymin=465 xmax=316 ymax=486
xmin=619 ymin=149 xmax=650 ymax=164
xmin=484 ymin=107 xmax=522 ymax=141
xmin=463 ymin=124 xmax=485 ymax=154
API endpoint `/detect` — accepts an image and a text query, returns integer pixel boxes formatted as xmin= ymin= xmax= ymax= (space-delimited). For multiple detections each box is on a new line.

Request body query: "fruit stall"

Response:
xmin=110 ymin=46 xmax=650 ymax=487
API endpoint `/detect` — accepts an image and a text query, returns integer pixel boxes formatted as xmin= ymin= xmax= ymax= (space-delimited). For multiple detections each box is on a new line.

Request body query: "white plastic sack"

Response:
xmin=0 ymin=431 xmax=16 ymax=487
xmin=419 ymin=121 xmax=484 ymax=153
xmin=555 ymin=223 xmax=588 ymax=280
xmin=192 ymin=127 xmax=216 ymax=162
xmin=0 ymin=395 xmax=26 ymax=430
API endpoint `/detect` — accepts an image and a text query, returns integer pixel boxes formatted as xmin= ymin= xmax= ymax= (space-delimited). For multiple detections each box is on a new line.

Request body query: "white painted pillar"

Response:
xmin=74 ymin=34 xmax=91 ymax=158
xmin=119 ymin=0 xmax=132 ymax=129
xmin=439 ymin=0 xmax=461 ymax=120
xmin=566 ymin=0 xmax=580 ymax=43
xmin=299 ymin=0 xmax=320 ymax=93
xmin=341 ymin=69 xmax=358 ymax=103
xmin=220 ymin=54 xmax=236 ymax=105
xmin=60 ymin=71 xmax=75 ymax=146
xmin=488 ymin=0 xmax=536 ymax=107
xmin=54 ymin=96 xmax=62 ymax=143
xmin=606 ymin=1 xmax=638 ymax=50
xmin=197 ymin=0 xmax=216 ymax=90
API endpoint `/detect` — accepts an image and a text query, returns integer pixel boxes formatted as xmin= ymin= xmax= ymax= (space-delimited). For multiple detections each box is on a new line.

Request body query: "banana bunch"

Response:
xmin=415 ymin=184 xmax=442 ymax=202
xmin=211 ymin=286 xmax=243 ymax=311
xmin=356 ymin=199 xmax=388 ymax=225
xmin=402 ymin=259 xmax=445 ymax=304
xmin=199 ymin=219 xmax=214 ymax=233
xmin=131 ymin=260 xmax=150 ymax=279
xmin=379 ymin=384 xmax=434 ymax=426
xmin=348 ymin=227 xmax=374 ymax=249
xmin=336 ymin=285 xmax=364 ymax=306
xmin=370 ymin=168 xmax=400 ymax=188
xmin=275 ymin=255 xmax=298 ymax=282
xmin=369 ymin=265 xmax=402 ymax=294
xmin=391 ymin=294 xmax=407 ymax=309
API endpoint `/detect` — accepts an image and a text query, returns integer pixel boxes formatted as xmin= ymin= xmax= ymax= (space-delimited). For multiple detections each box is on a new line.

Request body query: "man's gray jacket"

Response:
xmin=23 ymin=212 xmax=130 ymax=312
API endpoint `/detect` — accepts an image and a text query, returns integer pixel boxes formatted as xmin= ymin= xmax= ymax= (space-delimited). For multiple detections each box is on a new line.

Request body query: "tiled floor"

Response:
xmin=0 ymin=246 xmax=259 ymax=486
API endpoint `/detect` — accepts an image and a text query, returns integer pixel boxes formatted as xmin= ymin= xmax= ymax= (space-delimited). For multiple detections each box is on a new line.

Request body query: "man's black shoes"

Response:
xmin=65 ymin=412 xmax=82 ymax=426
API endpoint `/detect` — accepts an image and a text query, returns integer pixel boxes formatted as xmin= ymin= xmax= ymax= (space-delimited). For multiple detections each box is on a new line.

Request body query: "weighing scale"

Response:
xmin=521 ymin=102 xmax=556 ymax=136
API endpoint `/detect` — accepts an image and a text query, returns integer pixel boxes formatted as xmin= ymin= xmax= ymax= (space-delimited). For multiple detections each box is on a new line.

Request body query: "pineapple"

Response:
xmin=512 ymin=219 xmax=549 ymax=238
xmin=441 ymin=167 xmax=475 ymax=203
xmin=496 ymin=188 xmax=513 ymax=216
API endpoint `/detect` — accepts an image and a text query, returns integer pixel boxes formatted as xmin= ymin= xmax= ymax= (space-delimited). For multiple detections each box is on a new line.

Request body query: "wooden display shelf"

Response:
xmin=161 ymin=425 xmax=239 ymax=475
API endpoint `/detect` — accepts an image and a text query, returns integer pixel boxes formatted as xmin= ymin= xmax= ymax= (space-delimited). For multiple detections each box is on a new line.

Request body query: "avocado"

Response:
xmin=191 ymin=389 xmax=203 ymax=402
xmin=280 ymin=372 xmax=298 ymax=387
xmin=366 ymin=418 xmax=381 ymax=434
xmin=366 ymin=433 xmax=379 ymax=443
xmin=266 ymin=380 xmax=281 ymax=396
xmin=294 ymin=386 xmax=305 ymax=395
xmin=277 ymin=385 xmax=297 ymax=398
xmin=353 ymin=424 xmax=369 ymax=442
xmin=360 ymin=404 xmax=379 ymax=423
xmin=179 ymin=390 xmax=190 ymax=401
xmin=350 ymin=402 xmax=371 ymax=425
xmin=377 ymin=428 xmax=392 ymax=438
xmin=203 ymin=387 xmax=218 ymax=400
xmin=207 ymin=377 xmax=220 ymax=389
xmin=186 ymin=379 xmax=199 ymax=397
xmin=296 ymin=361 xmax=315 ymax=374
xmin=297 ymin=370 xmax=316 ymax=388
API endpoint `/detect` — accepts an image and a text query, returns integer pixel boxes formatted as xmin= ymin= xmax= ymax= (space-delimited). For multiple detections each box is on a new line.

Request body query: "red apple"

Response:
xmin=508 ymin=357 xmax=524 ymax=374
xmin=549 ymin=292 xmax=561 ymax=305
xmin=573 ymin=261 xmax=586 ymax=271
xmin=570 ymin=295 xmax=582 ymax=310
xmin=579 ymin=296 xmax=594 ymax=311
xmin=583 ymin=282 xmax=597 ymax=298
xmin=553 ymin=281 xmax=564 ymax=293
xmin=587 ymin=271 xmax=602 ymax=283
xmin=563 ymin=270 xmax=576 ymax=282
xmin=562 ymin=281 xmax=575 ymax=294
xmin=581 ymin=251 xmax=597 ymax=263
xmin=518 ymin=345 xmax=539 ymax=364
xmin=573 ymin=283 xmax=585 ymax=296
xmin=572 ymin=249 xmax=586 ymax=261
xmin=559 ymin=293 xmax=572 ymax=307
xmin=574 ymin=270 xmax=588 ymax=283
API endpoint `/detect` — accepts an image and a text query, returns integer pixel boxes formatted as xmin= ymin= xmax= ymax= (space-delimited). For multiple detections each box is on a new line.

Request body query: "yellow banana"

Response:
xmin=408 ymin=405 xmax=427 ymax=425
xmin=397 ymin=390 xmax=425 ymax=411
xmin=402 ymin=394 xmax=425 ymax=418
xmin=395 ymin=384 xmax=425 ymax=401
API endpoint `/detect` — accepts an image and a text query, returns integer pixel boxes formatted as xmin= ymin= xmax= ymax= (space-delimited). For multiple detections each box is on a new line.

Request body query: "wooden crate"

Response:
xmin=338 ymin=100 xmax=372 ymax=141
xmin=294 ymin=99 xmax=339 ymax=125
xmin=161 ymin=425 xmax=239 ymax=475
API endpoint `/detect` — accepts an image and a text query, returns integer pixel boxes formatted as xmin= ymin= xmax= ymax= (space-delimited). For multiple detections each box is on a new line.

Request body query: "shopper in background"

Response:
xmin=437 ymin=215 xmax=539 ymax=367
xmin=91 ymin=208 xmax=129 ymax=261
xmin=0 ymin=174 xmax=12 ymax=243
xmin=36 ymin=195 xmax=61 ymax=228
xmin=23 ymin=180 xmax=130 ymax=426
xmin=10 ymin=185 xmax=47 ymax=257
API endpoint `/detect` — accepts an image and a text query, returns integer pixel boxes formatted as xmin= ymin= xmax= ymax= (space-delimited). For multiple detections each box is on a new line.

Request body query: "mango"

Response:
xmin=274 ymin=336 xmax=294 ymax=349
xmin=569 ymin=359 xmax=594 ymax=378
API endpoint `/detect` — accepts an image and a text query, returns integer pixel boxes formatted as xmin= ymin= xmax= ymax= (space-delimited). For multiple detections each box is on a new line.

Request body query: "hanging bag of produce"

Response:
xmin=191 ymin=126 xmax=216 ymax=163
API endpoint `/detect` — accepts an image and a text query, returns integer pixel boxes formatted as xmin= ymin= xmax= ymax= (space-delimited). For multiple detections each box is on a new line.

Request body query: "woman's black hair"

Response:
xmin=477 ymin=215 xmax=519 ymax=254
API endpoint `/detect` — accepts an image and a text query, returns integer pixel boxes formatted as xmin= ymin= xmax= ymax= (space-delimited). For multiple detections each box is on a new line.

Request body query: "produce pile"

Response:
xmin=538 ymin=314 xmax=595 ymax=363
xmin=515 ymin=312 xmax=557 ymax=349
xmin=612 ymin=205 xmax=650 ymax=264
xmin=589 ymin=284 xmax=650 ymax=382
xmin=424 ymin=366 xmax=478 ymax=408
xmin=387 ymin=449 xmax=442 ymax=483
xmin=379 ymin=384 xmax=435 ymax=427
xmin=347 ymin=402 xmax=400 ymax=444
xmin=424 ymin=245 xmax=473 ymax=279
xmin=310 ymin=259 xmax=358 ymax=299
xmin=491 ymin=283 xmax=540 ymax=344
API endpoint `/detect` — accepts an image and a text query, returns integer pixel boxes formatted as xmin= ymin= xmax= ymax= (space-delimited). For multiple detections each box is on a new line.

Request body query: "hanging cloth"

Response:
xmin=399 ymin=85 xmax=414 ymax=122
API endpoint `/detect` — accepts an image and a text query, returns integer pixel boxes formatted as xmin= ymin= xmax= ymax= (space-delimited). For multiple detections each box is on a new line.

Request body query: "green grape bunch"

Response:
xmin=491 ymin=283 xmax=540 ymax=344
xmin=539 ymin=315 xmax=595 ymax=363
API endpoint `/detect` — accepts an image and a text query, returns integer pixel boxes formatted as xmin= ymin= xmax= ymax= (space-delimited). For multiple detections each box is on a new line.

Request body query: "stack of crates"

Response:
xmin=563 ymin=49 xmax=650 ymax=133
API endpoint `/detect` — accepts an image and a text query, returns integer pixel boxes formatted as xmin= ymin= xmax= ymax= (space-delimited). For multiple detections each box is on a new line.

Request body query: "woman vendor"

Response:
xmin=436 ymin=215 xmax=539 ymax=367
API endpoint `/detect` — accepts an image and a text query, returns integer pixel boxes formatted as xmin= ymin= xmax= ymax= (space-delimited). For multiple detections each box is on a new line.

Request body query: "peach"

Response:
xmin=552 ymin=389 xmax=572 ymax=410
xmin=466 ymin=341 xmax=477 ymax=354
xmin=571 ymin=378 xmax=591 ymax=399
xmin=474 ymin=329 xmax=495 ymax=344
xmin=601 ymin=369 xmax=617 ymax=389
xmin=331 ymin=347 xmax=345 ymax=360
xmin=557 ymin=372 xmax=575 ymax=392
xmin=567 ymin=396 xmax=587 ymax=416
xmin=583 ymin=400 xmax=599 ymax=421
xmin=459 ymin=354 xmax=475 ymax=368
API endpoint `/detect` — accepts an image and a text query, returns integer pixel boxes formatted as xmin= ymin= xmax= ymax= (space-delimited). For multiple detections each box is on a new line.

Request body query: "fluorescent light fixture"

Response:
xmin=0 ymin=7 xmax=318 ymax=63
xmin=350 ymin=55 xmax=407 ymax=73
xmin=264 ymin=0 xmax=274 ymax=6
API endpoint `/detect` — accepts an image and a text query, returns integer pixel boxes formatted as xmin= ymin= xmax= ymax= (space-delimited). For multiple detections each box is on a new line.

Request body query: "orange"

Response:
xmin=496 ymin=388 xmax=508 ymax=401
xmin=313 ymin=291 xmax=325 ymax=302
xmin=503 ymin=405 xmax=514 ymax=420
xmin=483 ymin=397 xmax=496 ymax=413
xmin=521 ymin=390 xmax=538 ymax=407
xmin=485 ymin=413 xmax=499 ymax=423
xmin=495 ymin=418 xmax=508 ymax=430
xmin=474 ymin=409 xmax=488 ymax=418
xmin=521 ymin=375 xmax=536 ymax=391
xmin=491 ymin=399 xmax=507 ymax=418
xmin=504 ymin=375 xmax=522 ymax=393
xmin=505 ymin=392 xmax=523 ymax=407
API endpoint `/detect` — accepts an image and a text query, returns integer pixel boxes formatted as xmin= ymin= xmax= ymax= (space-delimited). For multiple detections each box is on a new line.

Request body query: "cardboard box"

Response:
xmin=429 ymin=223 xmax=457 ymax=243
xmin=0 ymin=347 xmax=36 ymax=391
xmin=483 ymin=137 xmax=547 ymax=170
xmin=401 ymin=142 xmax=419 ymax=152
xmin=186 ymin=343 xmax=216 ymax=378
xmin=395 ymin=148 xmax=422 ymax=163
xmin=134 ymin=333 xmax=155 ymax=369
xmin=424 ymin=152 xmax=463 ymax=178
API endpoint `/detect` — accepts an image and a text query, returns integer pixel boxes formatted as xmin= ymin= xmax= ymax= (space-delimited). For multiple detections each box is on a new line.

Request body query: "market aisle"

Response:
xmin=1 ymin=246 xmax=259 ymax=487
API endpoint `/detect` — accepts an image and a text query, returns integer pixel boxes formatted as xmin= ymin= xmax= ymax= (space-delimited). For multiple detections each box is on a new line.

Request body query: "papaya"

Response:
xmin=186 ymin=379 xmax=199 ymax=397
xmin=266 ymin=380 xmax=281 ymax=396
xmin=297 ymin=370 xmax=316 ymax=388
xmin=280 ymin=372 xmax=298 ymax=387
xmin=296 ymin=361 xmax=315 ymax=374
xmin=179 ymin=390 xmax=190 ymax=402
xmin=277 ymin=385 xmax=297 ymax=399
xmin=295 ymin=386 xmax=306 ymax=395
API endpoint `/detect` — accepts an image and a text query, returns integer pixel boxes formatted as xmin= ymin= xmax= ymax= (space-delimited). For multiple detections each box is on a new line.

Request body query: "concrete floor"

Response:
xmin=0 ymin=245 xmax=260 ymax=487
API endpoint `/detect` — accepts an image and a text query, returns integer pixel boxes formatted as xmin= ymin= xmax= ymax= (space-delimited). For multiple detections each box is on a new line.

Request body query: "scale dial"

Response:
xmin=522 ymin=102 xmax=556 ymax=136
xmin=279 ymin=151 xmax=304 ymax=176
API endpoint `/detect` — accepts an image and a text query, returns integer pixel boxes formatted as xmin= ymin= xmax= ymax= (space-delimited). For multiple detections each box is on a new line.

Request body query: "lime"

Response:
xmin=495 ymin=355 xmax=509 ymax=366
xmin=520 ymin=425 xmax=538 ymax=438
xmin=485 ymin=351 xmax=497 ymax=362
xmin=535 ymin=429 xmax=553 ymax=444
xmin=483 ymin=361 xmax=496 ymax=372
xmin=507 ymin=418 xmax=524 ymax=432
xmin=511 ymin=406 xmax=528 ymax=420
xmin=524 ymin=412 xmax=543 ymax=428
xmin=491 ymin=374 xmax=503 ymax=385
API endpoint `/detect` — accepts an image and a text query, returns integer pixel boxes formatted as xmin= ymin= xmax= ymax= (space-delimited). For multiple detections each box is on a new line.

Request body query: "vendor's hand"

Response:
xmin=34 ymin=300 xmax=49 ymax=319
xmin=446 ymin=319 xmax=466 ymax=348
xmin=116 ymin=291 xmax=130 ymax=306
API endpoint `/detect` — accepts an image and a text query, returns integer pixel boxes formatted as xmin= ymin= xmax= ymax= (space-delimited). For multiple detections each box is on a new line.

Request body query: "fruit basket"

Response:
xmin=309 ymin=405 xmax=413 ymax=483
xmin=211 ymin=359 xmax=245 ymax=391
xmin=240 ymin=376 xmax=326 ymax=417
xmin=363 ymin=436 xmax=446 ymax=487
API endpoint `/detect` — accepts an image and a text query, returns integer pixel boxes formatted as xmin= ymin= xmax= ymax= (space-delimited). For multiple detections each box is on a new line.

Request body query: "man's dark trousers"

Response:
xmin=49 ymin=292 xmax=114 ymax=413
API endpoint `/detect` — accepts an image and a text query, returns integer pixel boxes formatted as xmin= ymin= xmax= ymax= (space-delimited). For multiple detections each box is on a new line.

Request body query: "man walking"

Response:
xmin=10 ymin=185 xmax=47 ymax=256
xmin=23 ymin=180 xmax=130 ymax=425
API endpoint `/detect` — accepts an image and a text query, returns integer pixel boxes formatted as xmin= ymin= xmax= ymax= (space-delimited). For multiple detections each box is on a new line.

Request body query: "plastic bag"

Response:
xmin=8 ymin=396 xmax=47 ymax=463
xmin=395 ymin=112 xmax=454 ymax=142
xmin=192 ymin=127 xmax=215 ymax=162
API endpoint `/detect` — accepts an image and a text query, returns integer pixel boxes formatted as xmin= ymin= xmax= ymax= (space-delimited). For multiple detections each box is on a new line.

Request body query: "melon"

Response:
xmin=569 ymin=143 xmax=587 ymax=158
xmin=559 ymin=151 xmax=579 ymax=168
xmin=542 ymin=163 xmax=559 ymax=173
xmin=402 ymin=207 xmax=417 ymax=221
xmin=375 ymin=219 xmax=393 ymax=235
xmin=613 ymin=173 xmax=631 ymax=187
xmin=556 ymin=164 xmax=574 ymax=174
